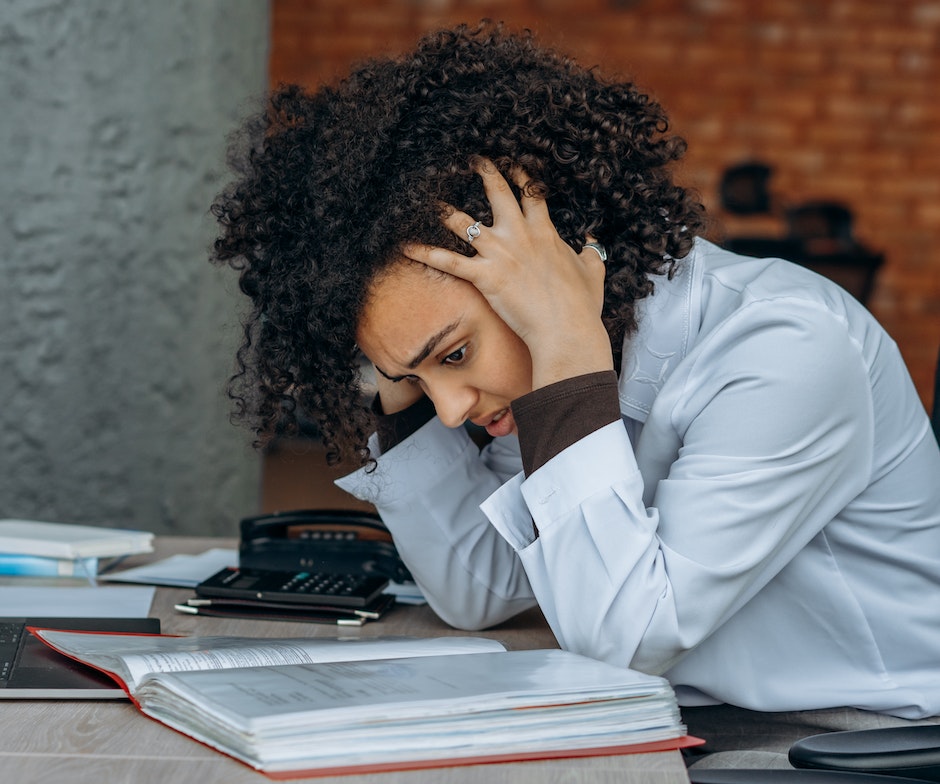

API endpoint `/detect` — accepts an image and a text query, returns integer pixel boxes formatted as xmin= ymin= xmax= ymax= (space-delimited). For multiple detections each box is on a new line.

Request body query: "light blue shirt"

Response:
xmin=338 ymin=239 xmax=940 ymax=717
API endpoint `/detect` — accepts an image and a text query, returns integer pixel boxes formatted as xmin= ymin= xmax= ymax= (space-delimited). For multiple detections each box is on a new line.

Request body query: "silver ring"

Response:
xmin=584 ymin=241 xmax=608 ymax=261
xmin=466 ymin=221 xmax=482 ymax=243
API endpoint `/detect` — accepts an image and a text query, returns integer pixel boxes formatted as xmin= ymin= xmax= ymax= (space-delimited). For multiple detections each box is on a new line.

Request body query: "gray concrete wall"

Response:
xmin=0 ymin=0 xmax=269 ymax=535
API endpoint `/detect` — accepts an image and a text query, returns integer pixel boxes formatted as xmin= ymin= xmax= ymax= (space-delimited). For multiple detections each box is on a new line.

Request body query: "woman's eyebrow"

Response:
xmin=374 ymin=365 xmax=407 ymax=383
xmin=373 ymin=321 xmax=462 ymax=382
xmin=404 ymin=321 xmax=461 ymax=370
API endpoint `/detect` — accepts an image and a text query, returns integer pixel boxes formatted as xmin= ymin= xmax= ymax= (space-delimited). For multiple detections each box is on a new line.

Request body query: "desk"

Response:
xmin=0 ymin=537 xmax=690 ymax=784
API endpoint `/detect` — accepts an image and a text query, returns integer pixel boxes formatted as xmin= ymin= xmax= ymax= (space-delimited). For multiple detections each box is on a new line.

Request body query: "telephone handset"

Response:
xmin=238 ymin=509 xmax=412 ymax=584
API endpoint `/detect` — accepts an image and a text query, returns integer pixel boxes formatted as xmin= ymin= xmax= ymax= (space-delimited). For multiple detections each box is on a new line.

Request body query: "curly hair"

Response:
xmin=210 ymin=21 xmax=705 ymax=466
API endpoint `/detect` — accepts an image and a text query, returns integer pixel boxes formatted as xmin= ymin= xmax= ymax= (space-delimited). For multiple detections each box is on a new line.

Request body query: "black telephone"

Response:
xmin=238 ymin=509 xmax=412 ymax=584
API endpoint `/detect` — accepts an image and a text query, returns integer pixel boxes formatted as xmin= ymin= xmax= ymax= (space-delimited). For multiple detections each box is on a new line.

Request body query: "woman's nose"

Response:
xmin=427 ymin=380 xmax=477 ymax=429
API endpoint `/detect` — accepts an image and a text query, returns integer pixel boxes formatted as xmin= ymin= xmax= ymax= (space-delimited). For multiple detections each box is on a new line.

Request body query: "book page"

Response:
xmin=32 ymin=631 xmax=506 ymax=693
xmin=141 ymin=649 xmax=668 ymax=730
xmin=134 ymin=649 xmax=683 ymax=773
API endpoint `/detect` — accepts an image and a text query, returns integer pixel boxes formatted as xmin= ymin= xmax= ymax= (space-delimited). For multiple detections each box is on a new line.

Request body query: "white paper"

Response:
xmin=0 ymin=520 xmax=153 ymax=559
xmin=154 ymin=650 xmax=668 ymax=729
xmin=384 ymin=580 xmax=426 ymax=604
xmin=38 ymin=628 xmax=685 ymax=775
xmin=100 ymin=548 xmax=237 ymax=587
xmin=35 ymin=631 xmax=507 ymax=692
xmin=0 ymin=585 xmax=155 ymax=617
xmin=133 ymin=649 xmax=684 ymax=772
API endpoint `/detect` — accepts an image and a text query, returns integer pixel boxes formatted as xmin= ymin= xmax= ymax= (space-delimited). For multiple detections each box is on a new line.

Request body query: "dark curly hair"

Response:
xmin=210 ymin=21 xmax=705 ymax=466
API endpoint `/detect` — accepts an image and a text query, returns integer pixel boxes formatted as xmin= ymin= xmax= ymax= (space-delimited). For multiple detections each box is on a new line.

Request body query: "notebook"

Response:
xmin=0 ymin=520 xmax=154 ymax=559
xmin=0 ymin=616 xmax=160 ymax=698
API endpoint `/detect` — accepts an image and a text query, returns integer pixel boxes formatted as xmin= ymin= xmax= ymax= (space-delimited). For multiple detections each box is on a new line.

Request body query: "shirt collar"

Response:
xmin=618 ymin=239 xmax=705 ymax=422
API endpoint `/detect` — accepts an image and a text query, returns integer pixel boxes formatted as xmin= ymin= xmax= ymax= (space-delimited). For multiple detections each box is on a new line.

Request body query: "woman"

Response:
xmin=211 ymin=22 xmax=940 ymax=746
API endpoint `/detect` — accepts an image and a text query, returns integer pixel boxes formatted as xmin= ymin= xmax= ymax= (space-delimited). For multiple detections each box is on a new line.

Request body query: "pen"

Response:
xmin=173 ymin=601 xmax=366 ymax=626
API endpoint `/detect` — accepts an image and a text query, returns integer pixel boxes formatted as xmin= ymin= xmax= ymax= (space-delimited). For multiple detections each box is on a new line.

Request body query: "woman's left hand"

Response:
xmin=401 ymin=159 xmax=613 ymax=391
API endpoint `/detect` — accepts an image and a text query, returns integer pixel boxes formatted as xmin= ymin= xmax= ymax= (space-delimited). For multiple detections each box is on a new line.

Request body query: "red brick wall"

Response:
xmin=270 ymin=0 xmax=940 ymax=408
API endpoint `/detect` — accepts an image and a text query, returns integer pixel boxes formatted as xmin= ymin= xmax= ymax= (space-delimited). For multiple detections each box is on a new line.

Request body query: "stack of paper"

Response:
xmin=100 ymin=548 xmax=237 ymax=587
xmin=33 ymin=630 xmax=696 ymax=777
xmin=0 ymin=520 xmax=153 ymax=578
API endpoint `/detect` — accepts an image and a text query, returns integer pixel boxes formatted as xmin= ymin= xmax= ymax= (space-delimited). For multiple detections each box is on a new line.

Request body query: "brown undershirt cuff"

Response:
xmin=511 ymin=370 xmax=621 ymax=476
xmin=373 ymin=393 xmax=437 ymax=453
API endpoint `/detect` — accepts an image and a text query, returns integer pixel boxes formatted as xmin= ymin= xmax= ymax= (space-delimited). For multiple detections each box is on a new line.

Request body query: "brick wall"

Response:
xmin=270 ymin=0 xmax=940 ymax=408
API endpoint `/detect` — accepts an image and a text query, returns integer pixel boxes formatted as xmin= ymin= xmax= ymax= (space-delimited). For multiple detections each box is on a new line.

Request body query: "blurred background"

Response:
xmin=3 ymin=0 xmax=938 ymax=534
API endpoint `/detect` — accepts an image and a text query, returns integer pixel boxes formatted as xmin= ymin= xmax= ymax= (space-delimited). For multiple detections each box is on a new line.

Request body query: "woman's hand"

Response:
xmin=372 ymin=367 xmax=424 ymax=415
xmin=402 ymin=159 xmax=613 ymax=391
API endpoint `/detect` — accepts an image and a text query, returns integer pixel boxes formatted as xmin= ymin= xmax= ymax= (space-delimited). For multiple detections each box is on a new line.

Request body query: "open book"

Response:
xmin=33 ymin=629 xmax=697 ymax=778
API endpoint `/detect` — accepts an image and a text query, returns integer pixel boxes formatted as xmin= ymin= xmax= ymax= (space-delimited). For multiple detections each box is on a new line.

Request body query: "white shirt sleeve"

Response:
xmin=335 ymin=420 xmax=537 ymax=630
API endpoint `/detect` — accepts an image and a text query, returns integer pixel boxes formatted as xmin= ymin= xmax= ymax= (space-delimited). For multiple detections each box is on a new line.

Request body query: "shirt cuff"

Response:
xmin=373 ymin=393 xmax=436 ymax=453
xmin=511 ymin=370 xmax=621 ymax=475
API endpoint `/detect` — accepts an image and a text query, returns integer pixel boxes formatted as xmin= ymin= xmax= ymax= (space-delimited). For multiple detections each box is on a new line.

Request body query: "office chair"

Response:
xmin=785 ymin=202 xmax=856 ymax=250
xmin=782 ymin=201 xmax=884 ymax=307
xmin=690 ymin=771 xmax=928 ymax=784
xmin=720 ymin=161 xmax=775 ymax=216
xmin=687 ymin=726 xmax=940 ymax=784
xmin=717 ymin=165 xmax=884 ymax=307
xmin=789 ymin=726 xmax=940 ymax=782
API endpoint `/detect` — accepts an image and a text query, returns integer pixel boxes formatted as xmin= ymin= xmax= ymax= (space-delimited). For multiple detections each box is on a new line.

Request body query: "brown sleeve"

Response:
xmin=511 ymin=370 xmax=621 ymax=476
xmin=373 ymin=393 xmax=437 ymax=453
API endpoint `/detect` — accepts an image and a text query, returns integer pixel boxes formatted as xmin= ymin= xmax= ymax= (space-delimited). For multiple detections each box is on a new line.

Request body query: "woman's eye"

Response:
xmin=442 ymin=345 xmax=467 ymax=365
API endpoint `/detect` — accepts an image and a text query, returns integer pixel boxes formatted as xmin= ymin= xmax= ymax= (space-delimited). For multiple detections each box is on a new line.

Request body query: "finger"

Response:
xmin=507 ymin=163 xmax=551 ymax=223
xmin=400 ymin=242 xmax=481 ymax=282
xmin=439 ymin=207 xmax=486 ymax=244
xmin=472 ymin=158 xmax=525 ymax=221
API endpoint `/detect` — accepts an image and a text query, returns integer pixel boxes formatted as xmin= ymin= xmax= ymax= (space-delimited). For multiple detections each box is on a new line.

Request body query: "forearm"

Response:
xmin=335 ymin=418 xmax=536 ymax=630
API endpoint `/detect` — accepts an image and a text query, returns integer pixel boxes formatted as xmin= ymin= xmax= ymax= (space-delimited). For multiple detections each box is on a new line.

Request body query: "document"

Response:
xmin=0 ymin=520 xmax=153 ymax=559
xmin=32 ymin=631 xmax=505 ymax=692
xmin=99 ymin=548 xmax=237 ymax=587
xmin=33 ymin=629 xmax=696 ymax=777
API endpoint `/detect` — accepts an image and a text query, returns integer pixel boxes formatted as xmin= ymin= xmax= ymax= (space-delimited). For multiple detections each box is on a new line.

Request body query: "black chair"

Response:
xmin=723 ymin=237 xmax=805 ymax=261
xmin=785 ymin=202 xmax=856 ymax=248
xmin=688 ymin=726 xmax=940 ymax=784
xmin=691 ymin=770 xmax=928 ymax=784
xmin=782 ymin=201 xmax=884 ymax=307
xmin=720 ymin=161 xmax=775 ymax=216
xmin=789 ymin=726 xmax=940 ymax=782
xmin=720 ymin=188 xmax=884 ymax=307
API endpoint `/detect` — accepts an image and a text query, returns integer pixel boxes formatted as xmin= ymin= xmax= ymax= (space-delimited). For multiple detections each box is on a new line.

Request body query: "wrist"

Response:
xmin=529 ymin=331 xmax=613 ymax=390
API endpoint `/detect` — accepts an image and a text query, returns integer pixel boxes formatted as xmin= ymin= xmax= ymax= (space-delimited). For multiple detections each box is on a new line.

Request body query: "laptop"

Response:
xmin=0 ymin=616 xmax=160 ymax=698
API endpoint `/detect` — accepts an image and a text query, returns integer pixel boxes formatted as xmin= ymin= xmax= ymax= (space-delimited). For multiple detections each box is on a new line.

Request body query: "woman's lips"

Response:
xmin=484 ymin=408 xmax=516 ymax=438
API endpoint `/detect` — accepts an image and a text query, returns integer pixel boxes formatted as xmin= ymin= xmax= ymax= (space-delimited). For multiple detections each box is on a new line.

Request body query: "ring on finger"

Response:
xmin=584 ymin=241 xmax=608 ymax=261
xmin=466 ymin=221 xmax=482 ymax=243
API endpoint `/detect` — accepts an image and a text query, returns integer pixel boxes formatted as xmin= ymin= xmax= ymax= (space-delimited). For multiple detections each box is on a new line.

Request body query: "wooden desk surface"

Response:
xmin=0 ymin=537 xmax=690 ymax=784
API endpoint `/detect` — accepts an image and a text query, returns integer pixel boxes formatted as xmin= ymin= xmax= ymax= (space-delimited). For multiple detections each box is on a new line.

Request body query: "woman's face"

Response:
xmin=357 ymin=261 xmax=533 ymax=438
